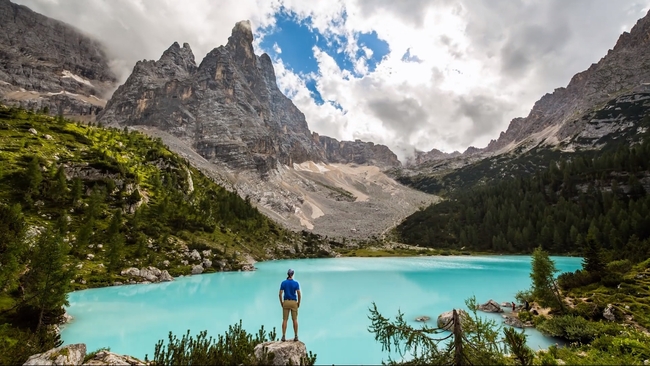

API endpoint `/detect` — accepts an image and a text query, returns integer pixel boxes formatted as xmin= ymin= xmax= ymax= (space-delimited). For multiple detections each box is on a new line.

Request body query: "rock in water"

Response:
xmin=191 ymin=264 xmax=204 ymax=275
xmin=23 ymin=343 xmax=86 ymax=366
xmin=477 ymin=299 xmax=503 ymax=313
xmin=437 ymin=309 xmax=468 ymax=331
xmin=254 ymin=341 xmax=308 ymax=366
xmin=502 ymin=314 xmax=525 ymax=328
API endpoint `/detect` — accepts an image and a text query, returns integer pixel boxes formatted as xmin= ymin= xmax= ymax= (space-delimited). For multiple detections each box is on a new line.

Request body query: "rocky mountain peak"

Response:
xmin=612 ymin=9 xmax=650 ymax=52
xmin=226 ymin=20 xmax=256 ymax=64
xmin=157 ymin=41 xmax=197 ymax=77
xmin=99 ymin=20 xmax=328 ymax=177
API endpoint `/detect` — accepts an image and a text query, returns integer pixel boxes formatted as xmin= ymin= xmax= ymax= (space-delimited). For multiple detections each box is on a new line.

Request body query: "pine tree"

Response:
xmin=106 ymin=210 xmax=125 ymax=272
xmin=24 ymin=156 xmax=43 ymax=206
xmin=49 ymin=165 xmax=68 ymax=204
xmin=530 ymin=246 xmax=565 ymax=312
xmin=21 ymin=228 xmax=73 ymax=331
xmin=0 ymin=204 xmax=27 ymax=291
xmin=70 ymin=177 xmax=83 ymax=206
xmin=583 ymin=225 xmax=605 ymax=277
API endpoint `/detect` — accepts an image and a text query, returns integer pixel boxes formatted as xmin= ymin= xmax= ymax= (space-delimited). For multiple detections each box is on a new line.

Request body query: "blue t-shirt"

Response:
xmin=280 ymin=279 xmax=300 ymax=301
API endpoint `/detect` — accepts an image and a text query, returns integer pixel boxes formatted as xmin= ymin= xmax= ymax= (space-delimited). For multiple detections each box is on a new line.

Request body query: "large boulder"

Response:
xmin=121 ymin=267 xmax=140 ymax=277
xmin=253 ymin=341 xmax=307 ymax=366
xmin=159 ymin=270 xmax=173 ymax=282
xmin=23 ymin=343 xmax=86 ymax=366
xmin=477 ymin=299 xmax=503 ymax=313
xmin=191 ymin=265 xmax=204 ymax=275
xmin=437 ymin=309 xmax=468 ymax=331
xmin=82 ymin=350 xmax=146 ymax=365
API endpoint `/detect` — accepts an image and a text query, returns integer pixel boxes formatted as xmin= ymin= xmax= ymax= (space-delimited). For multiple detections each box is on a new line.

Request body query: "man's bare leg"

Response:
xmin=292 ymin=317 xmax=299 ymax=340
xmin=282 ymin=319 xmax=288 ymax=340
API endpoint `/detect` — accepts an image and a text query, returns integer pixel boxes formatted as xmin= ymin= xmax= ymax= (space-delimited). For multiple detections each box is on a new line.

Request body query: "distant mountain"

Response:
xmin=0 ymin=0 xmax=117 ymax=118
xmin=393 ymin=10 xmax=650 ymax=194
xmin=313 ymin=132 xmax=400 ymax=168
xmin=405 ymin=148 xmax=461 ymax=166
xmin=482 ymin=10 xmax=650 ymax=155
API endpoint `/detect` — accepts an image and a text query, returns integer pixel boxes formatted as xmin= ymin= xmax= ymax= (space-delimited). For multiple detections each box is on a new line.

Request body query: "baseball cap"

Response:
xmin=287 ymin=269 xmax=294 ymax=276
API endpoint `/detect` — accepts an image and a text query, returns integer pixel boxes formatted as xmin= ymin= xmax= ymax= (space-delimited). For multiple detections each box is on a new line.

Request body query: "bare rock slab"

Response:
xmin=254 ymin=341 xmax=307 ymax=366
xmin=82 ymin=350 xmax=146 ymax=365
xmin=24 ymin=343 xmax=86 ymax=366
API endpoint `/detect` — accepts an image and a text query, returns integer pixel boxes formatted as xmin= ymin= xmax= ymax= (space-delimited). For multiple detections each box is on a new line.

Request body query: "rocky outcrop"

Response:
xmin=483 ymin=10 xmax=650 ymax=155
xmin=313 ymin=133 xmax=400 ymax=168
xmin=99 ymin=21 xmax=327 ymax=178
xmin=24 ymin=344 xmax=146 ymax=366
xmin=82 ymin=350 xmax=146 ymax=365
xmin=477 ymin=299 xmax=503 ymax=313
xmin=0 ymin=0 xmax=117 ymax=116
xmin=23 ymin=343 xmax=86 ymax=366
xmin=437 ymin=309 xmax=468 ymax=331
xmin=120 ymin=266 xmax=173 ymax=284
xmin=253 ymin=341 xmax=308 ymax=366
xmin=191 ymin=264 xmax=204 ymax=275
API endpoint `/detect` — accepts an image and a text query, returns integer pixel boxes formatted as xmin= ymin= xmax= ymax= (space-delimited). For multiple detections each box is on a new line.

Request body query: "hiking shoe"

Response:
xmin=281 ymin=336 xmax=286 ymax=342
xmin=293 ymin=336 xmax=299 ymax=342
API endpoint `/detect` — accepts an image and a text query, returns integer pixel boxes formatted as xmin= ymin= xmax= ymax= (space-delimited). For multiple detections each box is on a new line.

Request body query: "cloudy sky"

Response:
xmin=15 ymin=0 xmax=650 ymax=160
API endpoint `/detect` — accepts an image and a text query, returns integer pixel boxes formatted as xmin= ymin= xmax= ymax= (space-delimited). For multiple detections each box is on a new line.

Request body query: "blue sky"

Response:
xmin=259 ymin=10 xmax=389 ymax=107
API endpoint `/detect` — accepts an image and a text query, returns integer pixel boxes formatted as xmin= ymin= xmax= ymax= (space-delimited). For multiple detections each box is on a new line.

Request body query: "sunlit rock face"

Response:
xmin=0 ymin=0 xmax=117 ymax=117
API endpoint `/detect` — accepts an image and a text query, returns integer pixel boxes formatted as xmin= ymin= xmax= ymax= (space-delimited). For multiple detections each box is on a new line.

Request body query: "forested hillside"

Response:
xmin=0 ymin=106 xmax=331 ymax=363
xmin=396 ymin=124 xmax=650 ymax=261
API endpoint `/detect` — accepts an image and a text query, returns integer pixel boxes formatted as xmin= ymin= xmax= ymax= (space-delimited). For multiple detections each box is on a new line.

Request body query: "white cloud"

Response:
xmin=259 ymin=0 xmax=650 ymax=158
xmin=15 ymin=0 xmax=650 ymax=161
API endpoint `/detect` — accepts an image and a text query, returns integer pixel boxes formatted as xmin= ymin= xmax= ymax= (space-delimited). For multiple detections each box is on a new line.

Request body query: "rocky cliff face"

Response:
xmin=0 ymin=0 xmax=117 ymax=117
xmin=482 ymin=9 xmax=650 ymax=155
xmin=313 ymin=132 xmax=400 ymax=168
xmin=99 ymin=21 xmax=328 ymax=178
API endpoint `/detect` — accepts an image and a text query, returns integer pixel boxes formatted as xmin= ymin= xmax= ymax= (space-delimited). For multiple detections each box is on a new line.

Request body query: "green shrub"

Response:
xmin=537 ymin=316 xmax=623 ymax=344
xmin=571 ymin=301 xmax=602 ymax=320
xmin=517 ymin=310 xmax=533 ymax=322
xmin=149 ymin=321 xmax=316 ymax=365
xmin=606 ymin=259 xmax=633 ymax=274
xmin=558 ymin=270 xmax=595 ymax=290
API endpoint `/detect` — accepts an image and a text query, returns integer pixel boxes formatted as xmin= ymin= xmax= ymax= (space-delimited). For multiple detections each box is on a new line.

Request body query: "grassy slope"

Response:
xmin=0 ymin=106 xmax=330 ymax=290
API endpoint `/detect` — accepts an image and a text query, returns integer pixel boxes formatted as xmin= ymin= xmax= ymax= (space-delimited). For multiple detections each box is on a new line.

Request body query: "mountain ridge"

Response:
xmin=0 ymin=0 xmax=117 ymax=118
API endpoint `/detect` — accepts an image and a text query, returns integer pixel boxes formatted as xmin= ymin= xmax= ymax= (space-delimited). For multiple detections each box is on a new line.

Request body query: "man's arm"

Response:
xmin=297 ymin=289 xmax=301 ymax=308
xmin=279 ymin=290 xmax=283 ymax=306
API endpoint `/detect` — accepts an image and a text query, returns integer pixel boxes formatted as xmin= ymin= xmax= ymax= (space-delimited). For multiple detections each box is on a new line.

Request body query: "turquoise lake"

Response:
xmin=61 ymin=255 xmax=582 ymax=365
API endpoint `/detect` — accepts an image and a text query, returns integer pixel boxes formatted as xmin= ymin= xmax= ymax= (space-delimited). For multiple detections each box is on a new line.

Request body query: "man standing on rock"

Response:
xmin=279 ymin=268 xmax=301 ymax=341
